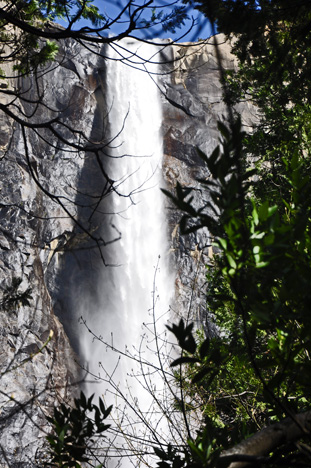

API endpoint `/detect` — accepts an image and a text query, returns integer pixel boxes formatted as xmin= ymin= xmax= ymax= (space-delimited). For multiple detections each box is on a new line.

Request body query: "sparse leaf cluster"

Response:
xmin=0 ymin=277 xmax=32 ymax=312
xmin=46 ymin=391 xmax=112 ymax=468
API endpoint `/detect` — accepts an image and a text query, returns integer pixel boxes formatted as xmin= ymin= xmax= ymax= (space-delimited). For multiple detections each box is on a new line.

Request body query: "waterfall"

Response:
xmin=79 ymin=40 xmax=174 ymax=463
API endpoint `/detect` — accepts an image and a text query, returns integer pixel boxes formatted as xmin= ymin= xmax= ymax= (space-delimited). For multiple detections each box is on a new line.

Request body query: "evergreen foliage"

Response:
xmin=164 ymin=117 xmax=311 ymax=466
xmin=190 ymin=0 xmax=311 ymax=202
xmin=47 ymin=391 xmax=112 ymax=468
xmin=161 ymin=0 xmax=311 ymax=466
xmin=0 ymin=0 xmax=189 ymax=76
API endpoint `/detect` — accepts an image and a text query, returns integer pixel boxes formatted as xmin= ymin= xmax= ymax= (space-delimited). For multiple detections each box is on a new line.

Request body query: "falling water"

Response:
xmin=79 ymin=40 xmax=175 ymax=463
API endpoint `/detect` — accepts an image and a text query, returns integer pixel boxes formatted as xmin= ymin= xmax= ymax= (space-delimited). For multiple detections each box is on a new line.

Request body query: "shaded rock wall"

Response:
xmin=0 ymin=38 xmax=107 ymax=467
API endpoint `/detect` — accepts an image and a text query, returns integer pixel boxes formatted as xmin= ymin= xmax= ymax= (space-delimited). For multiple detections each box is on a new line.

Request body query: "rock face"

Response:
xmin=0 ymin=39 xmax=108 ymax=466
xmin=0 ymin=35 xmax=257 ymax=466
xmin=159 ymin=35 xmax=257 ymax=329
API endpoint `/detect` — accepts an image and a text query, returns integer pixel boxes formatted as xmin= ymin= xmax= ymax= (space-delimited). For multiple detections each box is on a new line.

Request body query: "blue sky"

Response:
xmin=59 ymin=1 xmax=212 ymax=42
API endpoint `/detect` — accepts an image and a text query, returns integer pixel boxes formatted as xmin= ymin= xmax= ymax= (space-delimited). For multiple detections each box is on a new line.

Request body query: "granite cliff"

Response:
xmin=0 ymin=35 xmax=257 ymax=466
xmin=159 ymin=36 xmax=257 ymax=329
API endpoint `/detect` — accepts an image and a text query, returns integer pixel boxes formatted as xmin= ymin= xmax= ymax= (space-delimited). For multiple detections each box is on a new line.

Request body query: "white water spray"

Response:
xmin=79 ymin=40 xmax=175 ymax=463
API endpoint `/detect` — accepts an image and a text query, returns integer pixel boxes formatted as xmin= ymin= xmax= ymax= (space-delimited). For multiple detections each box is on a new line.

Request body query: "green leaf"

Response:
xmin=154 ymin=447 xmax=169 ymax=460
xmin=252 ymin=204 xmax=259 ymax=225
xmin=80 ymin=391 xmax=87 ymax=409
xmin=226 ymin=253 xmax=237 ymax=269
xmin=97 ymin=423 xmax=111 ymax=433
xmin=87 ymin=393 xmax=94 ymax=409
xmin=217 ymin=121 xmax=231 ymax=141
xmin=218 ymin=237 xmax=227 ymax=250
xmin=170 ymin=356 xmax=200 ymax=367
xmin=191 ymin=366 xmax=213 ymax=384
xmin=99 ymin=397 xmax=105 ymax=414
xmin=196 ymin=147 xmax=209 ymax=164
xmin=199 ymin=338 xmax=210 ymax=359
xmin=104 ymin=405 xmax=113 ymax=418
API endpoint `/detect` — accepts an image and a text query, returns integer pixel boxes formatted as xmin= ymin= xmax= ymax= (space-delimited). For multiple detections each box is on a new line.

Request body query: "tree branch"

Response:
xmin=220 ymin=411 xmax=311 ymax=468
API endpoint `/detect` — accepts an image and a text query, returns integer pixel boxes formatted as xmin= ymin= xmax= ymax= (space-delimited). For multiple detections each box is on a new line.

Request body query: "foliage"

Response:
xmin=190 ymin=0 xmax=311 ymax=203
xmin=0 ymin=277 xmax=32 ymax=312
xmin=46 ymin=391 xmax=112 ymax=468
xmin=162 ymin=111 xmax=311 ymax=465
xmin=0 ymin=0 xmax=190 ymax=76
xmin=137 ymin=5 xmax=189 ymax=34
xmin=158 ymin=10 xmax=311 ymax=467
xmin=0 ymin=0 xmax=102 ymax=74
